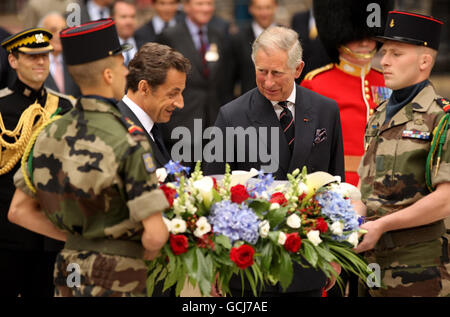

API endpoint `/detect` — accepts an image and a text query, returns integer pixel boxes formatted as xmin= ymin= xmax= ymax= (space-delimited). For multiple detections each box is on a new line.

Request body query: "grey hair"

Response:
xmin=251 ymin=26 xmax=303 ymax=70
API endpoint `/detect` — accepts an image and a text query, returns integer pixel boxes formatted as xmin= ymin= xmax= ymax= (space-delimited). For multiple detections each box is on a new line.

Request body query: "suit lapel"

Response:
xmin=116 ymin=100 xmax=168 ymax=168
xmin=179 ymin=21 xmax=204 ymax=76
xmin=248 ymin=90 xmax=290 ymax=175
xmin=288 ymin=85 xmax=314 ymax=173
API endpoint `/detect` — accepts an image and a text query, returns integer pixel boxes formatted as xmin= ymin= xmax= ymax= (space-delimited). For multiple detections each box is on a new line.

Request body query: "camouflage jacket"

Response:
xmin=358 ymin=84 xmax=450 ymax=220
xmin=15 ymin=96 xmax=169 ymax=249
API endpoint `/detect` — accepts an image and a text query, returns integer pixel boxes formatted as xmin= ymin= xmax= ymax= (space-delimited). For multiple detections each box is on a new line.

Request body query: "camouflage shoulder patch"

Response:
xmin=304 ymin=63 xmax=334 ymax=80
xmin=120 ymin=116 xmax=145 ymax=136
xmin=436 ymin=97 xmax=450 ymax=113
xmin=0 ymin=87 xmax=13 ymax=98
xmin=142 ymin=152 xmax=156 ymax=173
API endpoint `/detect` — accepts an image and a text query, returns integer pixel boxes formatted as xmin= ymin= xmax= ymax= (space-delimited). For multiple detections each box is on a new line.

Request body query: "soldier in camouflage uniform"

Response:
xmin=8 ymin=19 xmax=170 ymax=297
xmin=355 ymin=11 xmax=450 ymax=297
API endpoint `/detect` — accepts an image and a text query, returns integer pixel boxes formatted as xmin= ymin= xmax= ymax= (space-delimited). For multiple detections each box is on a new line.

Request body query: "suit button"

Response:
xmin=365 ymin=87 xmax=370 ymax=93
xmin=365 ymin=80 xmax=369 ymax=85
xmin=369 ymin=109 xmax=374 ymax=115
xmin=365 ymin=94 xmax=371 ymax=99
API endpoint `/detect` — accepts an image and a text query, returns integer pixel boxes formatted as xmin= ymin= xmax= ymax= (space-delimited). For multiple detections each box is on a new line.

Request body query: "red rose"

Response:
xmin=315 ymin=217 xmax=329 ymax=233
xmin=230 ymin=184 xmax=250 ymax=204
xmin=160 ymin=184 xmax=177 ymax=207
xmin=230 ymin=244 xmax=254 ymax=269
xmin=170 ymin=234 xmax=189 ymax=255
xmin=269 ymin=192 xmax=288 ymax=206
xmin=284 ymin=232 xmax=301 ymax=253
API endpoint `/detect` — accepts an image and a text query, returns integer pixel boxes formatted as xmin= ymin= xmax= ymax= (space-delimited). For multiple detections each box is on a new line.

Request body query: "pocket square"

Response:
xmin=313 ymin=128 xmax=327 ymax=145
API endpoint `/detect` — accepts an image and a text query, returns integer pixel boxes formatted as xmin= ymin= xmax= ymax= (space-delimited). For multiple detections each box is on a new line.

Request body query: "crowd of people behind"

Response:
xmin=0 ymin=0 xmax=449 ymax=299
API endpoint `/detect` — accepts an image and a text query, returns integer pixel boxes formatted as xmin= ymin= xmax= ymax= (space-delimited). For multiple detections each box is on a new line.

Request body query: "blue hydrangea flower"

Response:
xmin=250 ymin=171 xmax=274 ymax=195
xmin=208 ymin=200 xmax=260 ymax=244
xmin=316 ymin=190 xmax=360 ymax=241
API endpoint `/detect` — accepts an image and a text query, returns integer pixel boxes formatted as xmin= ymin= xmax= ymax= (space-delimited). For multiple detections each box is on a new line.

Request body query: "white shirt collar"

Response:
xmin=252 ymin=21 xmax=276 ymax=38
xmin=152 ymin=15 xmax=176 ymax=35
xmin=270 ymin=84 xmax=297 ymax=121
xmin=122 ymin=95 xmax=155 ymax=139
xmin=86 ymin=0 xmax=110 ymax=21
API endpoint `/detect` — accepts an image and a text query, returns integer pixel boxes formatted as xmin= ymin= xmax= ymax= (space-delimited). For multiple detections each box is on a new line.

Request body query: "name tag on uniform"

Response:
xmin=402 ymin=130 xmax=430 ymax=140
xmin=142 ymin=153 xmax=156 ymax=173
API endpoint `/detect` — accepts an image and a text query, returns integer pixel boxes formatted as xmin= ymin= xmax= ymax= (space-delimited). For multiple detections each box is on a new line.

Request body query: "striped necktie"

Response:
xmin=279 ymin=101 xmax=295 ymax=152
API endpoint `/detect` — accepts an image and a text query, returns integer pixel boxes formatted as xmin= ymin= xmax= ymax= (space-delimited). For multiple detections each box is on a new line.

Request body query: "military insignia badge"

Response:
xmin=402 ymin=130 xmax=430 ymax=140
xmin=205 ymin=43 xmax=220 ymax=62
xmin=142 ymin=153 xmax=156 ymax=173
xmin=122 ymin=117 xmax=145 ymax=135
xmin=390 ymin=19 xmax=395 ymax=28
xmin=436 ymin=97 xmax=450 ymax=113
xmin=35 ymin=33 xmax=45 ymax=43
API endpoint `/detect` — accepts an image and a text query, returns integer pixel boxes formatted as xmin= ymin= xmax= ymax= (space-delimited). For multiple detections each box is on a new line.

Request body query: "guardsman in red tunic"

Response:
xmin=301 ymin=0 xmax=393 ymax=186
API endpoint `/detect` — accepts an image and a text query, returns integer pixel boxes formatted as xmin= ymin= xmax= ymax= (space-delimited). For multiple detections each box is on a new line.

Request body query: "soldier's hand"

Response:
xmin=354 ymin=221 xmax=384 ymax=253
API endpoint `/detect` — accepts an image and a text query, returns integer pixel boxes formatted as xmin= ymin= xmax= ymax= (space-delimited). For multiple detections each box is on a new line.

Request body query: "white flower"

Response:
xmin=162 ymin=217 xmax=172 ymax=231
xmin=155 ymin=168 xmax=168 ymax=183
xmin=171 ymin=218 xmax=187 ymax=234
xmin=330 ymin=221 xmax=344 ymax=236
xmin=185 ymin=200 xmax=197 ymax=214
xmin=307 ymin=230 xmax=322 ymax=246
xmin=297 ymin=182 xmax=309 ymax=196
xmin=194 ymin=216 xmax=211 ymax=238
xmin=193 ymin=176 xmax=214 ymax=208
xmin=259 ymin=220 xmax=270 ymax=238
xmin=270 ymin=203 xmax=280 ymax=210
xmin=278 ymin=232 xmax=287 ymax=245
xmin=173 ymin=198 xmax=186 ymax=214
xmin=347 ymin=232 xmax=359 ymax=248
xmin=286 ymin=214 xmax=301 ymax=229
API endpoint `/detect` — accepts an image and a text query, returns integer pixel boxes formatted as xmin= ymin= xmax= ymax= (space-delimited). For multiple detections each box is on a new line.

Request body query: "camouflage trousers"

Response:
xmin=53 ymin=249 xmax=148 ymax=297
xmin=362 ymin=236 xmax=450 ymax=297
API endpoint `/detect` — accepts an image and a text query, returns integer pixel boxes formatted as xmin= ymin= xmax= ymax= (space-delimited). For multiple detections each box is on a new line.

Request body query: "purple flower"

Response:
xmin=208 ymin=201 xmax=260 ymax=244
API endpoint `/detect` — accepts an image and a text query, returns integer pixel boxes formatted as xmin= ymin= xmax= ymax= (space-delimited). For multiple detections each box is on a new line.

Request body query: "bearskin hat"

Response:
xmin=313 ymin=0 xmax=394 ymax=63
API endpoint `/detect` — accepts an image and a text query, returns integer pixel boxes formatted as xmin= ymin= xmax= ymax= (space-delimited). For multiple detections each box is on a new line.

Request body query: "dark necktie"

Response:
xmin=198 ymin=29 xmax=209 ymax=78
xmin=151 ymin=124 xmax=171 ymax=162
xmin=163 ymin=21 xmax=169 ymax=32
xmin=279 ymin=101 xmax=295 ymax=152
xmin=123 ymin=42 xmax=131 ymax=66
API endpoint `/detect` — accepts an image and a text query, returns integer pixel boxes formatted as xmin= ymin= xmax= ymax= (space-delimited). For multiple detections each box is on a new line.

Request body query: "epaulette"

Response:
xmin=0 ymin=87 xmax=14 ymax=98
xmin=46 ymin=87 xmax=77 ymax=106
xmin=304 ymin=63 xmax=334 ymax=81
xmin=371 ymin=66 xmax=383 ymax=74
xmin=120 ymin=116 xmax=146 ymax=136
xmin=436 ymin=97 xmax=450 ymax=113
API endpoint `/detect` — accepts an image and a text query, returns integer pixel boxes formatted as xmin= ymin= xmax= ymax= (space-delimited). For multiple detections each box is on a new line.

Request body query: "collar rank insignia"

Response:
xmin=402 ymin=129 xmax=430 ymax=140
xmin=142 ymin=153 xmax=156 ymax=173
xmin=436 ymin=97 xmax=450 ymax=113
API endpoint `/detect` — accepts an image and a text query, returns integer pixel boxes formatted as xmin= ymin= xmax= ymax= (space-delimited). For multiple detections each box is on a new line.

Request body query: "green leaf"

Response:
xmin=146 ymin=263 xmax=163 ymax=296
xmin=175 ymin=267 xmax=187 ymax=296
xmin=268 ymin=231 xmax=281 ymax=244
xmin=303 ymin=240 xmax=319 ymax=268
xmin=279 ymin=250 xmax=293 ymax=291
xmin=260 ymin=242 xmax=273 ymax=272
xmin=248 ymin=200 xmax=270 ymax=218
xmin=315 ymin=245 xmax=336 ymax=263
xmin=183 ymin=248 xmax=198 ymax=279
xmin=244 ymin=268 xmax=258 ymax=296
xmin=215 ymin=235 xmax=231 ymax=249
xmin=196 ymin=249 xmax=213 ymax=296
xmin=267 ymin=207 xmax=288 ymax=228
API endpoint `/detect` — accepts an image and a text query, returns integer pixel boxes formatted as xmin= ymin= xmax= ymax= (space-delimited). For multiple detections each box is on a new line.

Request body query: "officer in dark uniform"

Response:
xmin=0 ymin=28 xmax=74 ymax=297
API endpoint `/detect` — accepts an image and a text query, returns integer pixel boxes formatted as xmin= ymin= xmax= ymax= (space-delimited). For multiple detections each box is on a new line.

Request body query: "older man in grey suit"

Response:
xmin=204 ymin=26 xmax=344 ymax=296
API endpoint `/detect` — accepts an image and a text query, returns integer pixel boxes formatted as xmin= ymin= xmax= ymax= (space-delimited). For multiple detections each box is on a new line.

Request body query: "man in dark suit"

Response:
xmin=117 ymin=42 xmax=190 ymax=169
xmin=112 ymin=0 xmax=139 ymax=66
xmin=204 ymin=26 xmax=344 ymax=296
xmin=78 ymin=0 xmax=113 ymax=23
xmin=135 ymin=0 xmax=181 ymax=49
xmin=231 ymin=0 xmax=279 ymax=96
xmin=291 ymin=8 xmax=331 ymax=82
xmin=156 ymin=0 xmax=233 ymax=170
xmin=41 ymin=13 xmax=81 ymax=98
